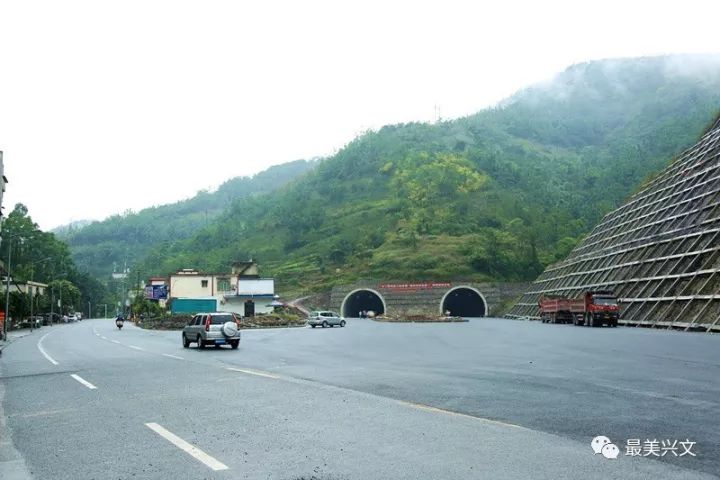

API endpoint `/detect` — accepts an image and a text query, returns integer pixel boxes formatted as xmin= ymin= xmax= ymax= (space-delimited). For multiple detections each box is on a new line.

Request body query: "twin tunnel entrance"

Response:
xmin=341 ymin=286 xmax=487 ymax=318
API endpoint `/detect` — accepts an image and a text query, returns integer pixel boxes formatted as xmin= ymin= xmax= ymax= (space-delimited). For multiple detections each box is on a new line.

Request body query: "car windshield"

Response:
xmin=593 ymin=297 xmax=618 ymax=306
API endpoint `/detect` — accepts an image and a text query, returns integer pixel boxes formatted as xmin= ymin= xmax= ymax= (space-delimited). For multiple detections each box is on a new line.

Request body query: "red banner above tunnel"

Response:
xmin=378 ymin=282 xmax=452 ymax=291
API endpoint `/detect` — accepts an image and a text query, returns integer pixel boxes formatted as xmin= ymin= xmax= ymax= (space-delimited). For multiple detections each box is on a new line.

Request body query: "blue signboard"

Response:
xmin=144 ymin=285 xmax=168 ymax=300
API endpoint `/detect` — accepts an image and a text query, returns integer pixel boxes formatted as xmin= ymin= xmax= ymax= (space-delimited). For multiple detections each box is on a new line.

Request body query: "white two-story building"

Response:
xmin=168 ymin=261 xmax=275 ymax=317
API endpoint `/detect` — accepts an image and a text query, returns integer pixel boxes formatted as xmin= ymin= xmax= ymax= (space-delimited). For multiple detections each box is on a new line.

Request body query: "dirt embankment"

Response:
xmin=137 ymin=309 xmax=307 ymax=330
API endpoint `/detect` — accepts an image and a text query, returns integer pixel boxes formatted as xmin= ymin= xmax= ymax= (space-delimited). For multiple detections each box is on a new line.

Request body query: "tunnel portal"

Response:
xmin=441 ymin=287 xmax=487 ymax=317
xmin=342 ymin=289 xmax=386 ymax=318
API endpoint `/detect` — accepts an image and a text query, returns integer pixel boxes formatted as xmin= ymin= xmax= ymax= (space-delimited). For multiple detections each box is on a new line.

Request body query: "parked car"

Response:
xmin=41 ymin=312 xmax=63 ymax=325
xmin=307 ymin=311 xmax=346 ymax=328
xmin=182 ymin=312 xmax=241 ymax=349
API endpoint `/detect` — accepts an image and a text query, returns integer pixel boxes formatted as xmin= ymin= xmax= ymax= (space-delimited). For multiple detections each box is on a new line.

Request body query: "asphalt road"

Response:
xmin=1 ymin=317 xmax=718 ymax=480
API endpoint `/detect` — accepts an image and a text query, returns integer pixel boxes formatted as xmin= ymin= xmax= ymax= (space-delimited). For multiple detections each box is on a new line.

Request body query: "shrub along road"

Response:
xmin=0 ymin=318 xmax=718 ymax=479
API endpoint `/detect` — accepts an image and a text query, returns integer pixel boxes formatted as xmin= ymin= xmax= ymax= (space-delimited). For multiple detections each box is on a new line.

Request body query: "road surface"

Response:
xmin=1 ymin=318 xmax=718 ymax=479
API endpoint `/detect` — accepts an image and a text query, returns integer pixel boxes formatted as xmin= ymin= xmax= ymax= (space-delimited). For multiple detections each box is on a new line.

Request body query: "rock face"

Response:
xmin=507 ymin=116 xmax=720 ymax=332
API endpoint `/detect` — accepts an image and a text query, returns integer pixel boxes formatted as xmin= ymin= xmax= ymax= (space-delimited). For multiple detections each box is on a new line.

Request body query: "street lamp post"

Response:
xmin=3 ymin=240 xmax=11 ymax=340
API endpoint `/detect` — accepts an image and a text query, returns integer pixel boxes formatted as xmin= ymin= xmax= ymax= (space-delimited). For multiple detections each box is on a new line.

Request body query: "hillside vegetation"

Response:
xmin=59 ymin=159 xmax=316 ymax=277
xmin=70 ymin=55 xmax=720 ymax=293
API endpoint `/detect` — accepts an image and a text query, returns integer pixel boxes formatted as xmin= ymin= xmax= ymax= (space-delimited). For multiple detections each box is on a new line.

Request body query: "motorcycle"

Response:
xmin=116 ymin=318 xmax=124 ymax=330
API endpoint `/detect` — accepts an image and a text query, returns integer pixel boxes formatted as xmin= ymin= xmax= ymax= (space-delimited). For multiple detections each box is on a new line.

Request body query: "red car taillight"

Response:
xmin=205 ymin=315 xmax=211 ymax=332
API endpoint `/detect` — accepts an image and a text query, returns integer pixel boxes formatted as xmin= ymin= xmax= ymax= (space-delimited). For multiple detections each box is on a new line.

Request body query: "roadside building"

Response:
xmin=168 ymin=261 xmax=275 ymax=317
xmin=1 ymin=280 xmax=48 ymax=297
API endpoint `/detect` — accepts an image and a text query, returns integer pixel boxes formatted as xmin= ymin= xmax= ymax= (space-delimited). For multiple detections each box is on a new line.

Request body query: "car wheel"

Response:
xmin=322 ymin=321 xmax=329 ymax=328
xmin=197 ymin=336 xmax=204 ymax=349
xmin=340 ymin=320 xmax=346 ymax=327
xmin=231 ymin=340 xmax=239 ymax=349
xmin=311 ymin=325 xmax=316 ymax=328
xmin=182 ymin=334 xmax=189 ymax=348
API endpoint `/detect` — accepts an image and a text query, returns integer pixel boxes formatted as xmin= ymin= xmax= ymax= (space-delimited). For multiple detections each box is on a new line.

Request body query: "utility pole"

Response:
xmin=3 ymin=240 xmax=12 ymax=341
xmin=88 ymin=301 xmax=91 ymax=320
xmin=50 ymin=284 xmax=54 ymax=326
xmin=29 ymin=285 xmax=33 ymax=332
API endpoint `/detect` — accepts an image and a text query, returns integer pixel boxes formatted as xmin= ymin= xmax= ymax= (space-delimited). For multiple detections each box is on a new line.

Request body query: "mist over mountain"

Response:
xmin=59 ymin=159 xmax=317 ymax=277
xmin=67 ymin=55 xmax=720 ymax=292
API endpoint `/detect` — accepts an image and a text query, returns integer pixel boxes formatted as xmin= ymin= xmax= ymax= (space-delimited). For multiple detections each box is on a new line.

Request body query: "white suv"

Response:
xmin=307 ymin=311 xmax=346 ymax=328
xmin=182 ymin=312 xmax=241 ymax=349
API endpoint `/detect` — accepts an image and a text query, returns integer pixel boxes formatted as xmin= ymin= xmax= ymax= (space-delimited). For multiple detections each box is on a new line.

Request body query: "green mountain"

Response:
xmin=72 ymin=55 xmax=720 ymax=293
xmin=60 ymin=159 xmax=317 ymax=278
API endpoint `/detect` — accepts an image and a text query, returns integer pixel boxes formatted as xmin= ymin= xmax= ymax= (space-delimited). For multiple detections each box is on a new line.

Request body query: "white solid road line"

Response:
xmin=37 ymin=332 xmax=59 ymax=365
xmin=129 ymin=345 xmax=143 ymax=351
xmin=161 ymin=353 xmax=184 ymax=360
xmin=145 ymin=423 xmax=229 ymax=471
xmin=400 ymin=401 xmax=528 ymax=430
xmin=225 ymin=367 xmax=279 ymax=379
xmin=70 ymin=374 xmax=98 ymax=390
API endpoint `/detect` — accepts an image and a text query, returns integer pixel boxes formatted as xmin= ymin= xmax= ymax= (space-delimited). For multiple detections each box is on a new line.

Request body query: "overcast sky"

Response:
xmin=1 ymin=0 xmax=719 ymax=230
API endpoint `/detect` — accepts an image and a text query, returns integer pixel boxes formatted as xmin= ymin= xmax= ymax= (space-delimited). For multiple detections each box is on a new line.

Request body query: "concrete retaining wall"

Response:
xmin=330 ymin=281 xmax=530 ymax=317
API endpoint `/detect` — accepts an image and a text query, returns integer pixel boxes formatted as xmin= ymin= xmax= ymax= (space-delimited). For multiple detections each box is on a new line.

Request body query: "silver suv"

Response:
xmin=182 ymin=312 xmax=241 ymax=349
xmin=307 ymin=311 xmax=346 ymax=328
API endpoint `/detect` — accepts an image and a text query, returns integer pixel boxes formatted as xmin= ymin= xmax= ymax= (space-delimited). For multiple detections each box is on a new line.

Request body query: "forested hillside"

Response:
xmin=59 ymin=159 xmax=316 ymax=277
xmin=71 ymin=55 xmax=720 ymax=292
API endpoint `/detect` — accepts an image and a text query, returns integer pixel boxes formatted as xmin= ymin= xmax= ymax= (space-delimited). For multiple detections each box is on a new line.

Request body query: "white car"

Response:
xmin=307 ymin=311 xmax=346 ymax=328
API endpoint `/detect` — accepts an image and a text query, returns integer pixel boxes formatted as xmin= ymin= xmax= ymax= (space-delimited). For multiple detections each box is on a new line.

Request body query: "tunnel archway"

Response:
xmin=341 ymin=289 xmax=387 ymax=318
xmin=440 ymin=286 xmax=487 ymax=317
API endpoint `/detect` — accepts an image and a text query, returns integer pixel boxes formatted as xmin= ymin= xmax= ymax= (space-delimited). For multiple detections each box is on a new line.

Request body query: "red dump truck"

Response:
xmin=539 ymin=290 xmax=620 ymax=327
xmin=539 ymin=296 xmax=576 ymax=324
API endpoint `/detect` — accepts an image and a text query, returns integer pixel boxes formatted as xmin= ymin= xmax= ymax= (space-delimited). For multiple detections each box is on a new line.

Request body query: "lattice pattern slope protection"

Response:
xmin=507 ymin=116 xmax=720 ymax=332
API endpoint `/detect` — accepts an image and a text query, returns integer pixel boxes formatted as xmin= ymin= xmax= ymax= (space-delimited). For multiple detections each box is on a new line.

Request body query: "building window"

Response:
xmin=201 ymin=280 xmax=208 ymax=288
xmin=218 ymin=278 xmax=230 ymax=292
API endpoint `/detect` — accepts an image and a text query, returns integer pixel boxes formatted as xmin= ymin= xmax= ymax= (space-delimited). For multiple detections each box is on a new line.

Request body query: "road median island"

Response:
xmin=137 ymin=312 xmax=307 ymax=330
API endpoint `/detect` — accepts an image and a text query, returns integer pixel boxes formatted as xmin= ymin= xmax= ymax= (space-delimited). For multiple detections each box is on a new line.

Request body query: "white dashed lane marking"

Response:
xmin=145 ymin=423 xmax=229 ymax=471
xmin=70 ymin=374 xmax=98 ymax=390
